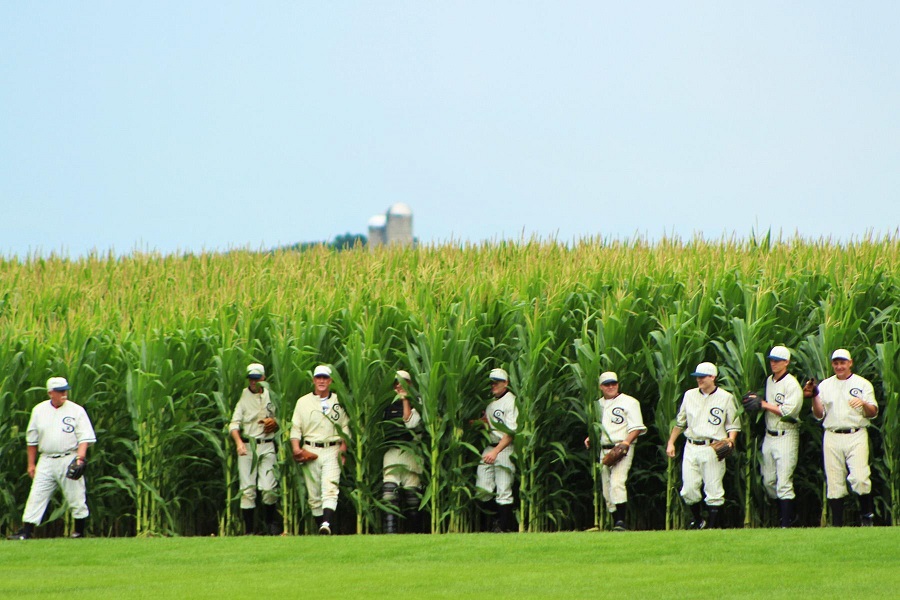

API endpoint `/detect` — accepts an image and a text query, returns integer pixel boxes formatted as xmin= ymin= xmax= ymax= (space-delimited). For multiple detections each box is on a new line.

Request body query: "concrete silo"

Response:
xmin=385 ymin=203 xmax=413 ymax=247
xmin=368 ymin=214 xmax=387 ymax=248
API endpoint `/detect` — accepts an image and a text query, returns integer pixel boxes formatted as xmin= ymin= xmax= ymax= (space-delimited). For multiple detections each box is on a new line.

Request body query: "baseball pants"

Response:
xmin=761 ymin=430 xmax=799 ymax=500
xmin=600 ymin=448 xmax=634 ymax=512
xmin=23 ymin=453 xmax=89 ymax=524
xmin=476 ymin=445 xmax=515 ymax=506
xmin=302 ymin=444 xmax=342 ymax=516
xmin=824 ymin=429 xmax=872 ymax=499
xmin=383 ymin=447 xmax=422 ymax=489
xmin=680 ymin=443 xmax=726 ymax=507
xmin=238 ymin=441 xmax=278 ymax=509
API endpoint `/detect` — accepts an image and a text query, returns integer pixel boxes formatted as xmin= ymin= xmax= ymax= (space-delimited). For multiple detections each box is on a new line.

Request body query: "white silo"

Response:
xmin=385 ymin=203 xmax=413 ymax=246
xmin=368 ymin=214 xmax=387 ymax=248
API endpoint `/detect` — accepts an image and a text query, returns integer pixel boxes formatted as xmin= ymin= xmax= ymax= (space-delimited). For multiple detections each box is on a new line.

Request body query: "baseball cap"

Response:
xmin=47 ymin=377 xmax=70 ymax=392
xmin=768 ymin=346 xmax=791 ymax=361
xmin=599 ymin=371 xmax=618 ymax=385
xmin=831 ymin=349 xmax=852 ymax=361
xmin=396 ymin=370 xmax=412 ymax=382
xmin=690 ymin=362 xmax=718 ymax=377
xmin=489 ymin=368 xmax=509 ymax=382
xmin=246 ymin=363 xmax=265 ymax=379
xmin=313 ymin=365 xmax=333 ymax=378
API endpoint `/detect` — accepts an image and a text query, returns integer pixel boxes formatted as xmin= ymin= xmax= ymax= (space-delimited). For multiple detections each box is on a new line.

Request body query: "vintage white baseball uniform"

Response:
xmin=382 ymin=401 xmax=423 ymax=488
xmin=23 ymin=399 xmax=96 ymax=524
xmin=476 ymin=391 xmax=518 ymax=506
xmin=676 ymin=387 xmax=740 ymax=506
xmin=761 ymin=372 xmax=803 ymax=500
xmin=290 ymin=392 xmax=350 ymax=516
xmin=596 ymin=393 xmax=646 ymax=512
xmin=815 ymin=373 xmax=877 ymax=499
xmin=230 ymin=386 xmax=279 ymax=509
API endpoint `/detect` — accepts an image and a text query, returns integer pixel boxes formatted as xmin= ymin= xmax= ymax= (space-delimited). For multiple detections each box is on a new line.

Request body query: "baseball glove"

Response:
xmin=803 ymin=379 xmax=819 ymax=398
xmin=710 ymin=440 xmax=734 ymax=461
xmin=66 ymin=457 xmax=86 ymax=480
xmin=293 ymin=447 xmax=319 ymax=464
xmin=741 ymin=392 xmax=762 ymax=412
xmin=260 ymin=418 xmax=279 ymax=434
xmin=601 ymin=443 xmax=629 ymax=467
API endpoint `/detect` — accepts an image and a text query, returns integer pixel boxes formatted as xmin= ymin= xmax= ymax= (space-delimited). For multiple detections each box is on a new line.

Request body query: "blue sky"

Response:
xmin=2 ymin=2 xmax=898 ymax=257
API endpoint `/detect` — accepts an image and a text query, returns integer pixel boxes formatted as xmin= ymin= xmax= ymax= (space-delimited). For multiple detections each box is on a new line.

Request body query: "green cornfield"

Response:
xmin=2 ymin=235 xmax=900 ymax=537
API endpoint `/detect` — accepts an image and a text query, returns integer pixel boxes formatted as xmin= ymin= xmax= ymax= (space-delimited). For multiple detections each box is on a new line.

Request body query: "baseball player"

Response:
xmin=8 ymin=377 xmax=96 ymax=540
xmin=289 ymin=365 xmax=350 ymax=535
xmin=583 ymin=371 xmax=646 ymax=531
xmin=808 ymin=349 xmax=878 ymax=526
xmin=229 ymin=363 xmax=281 ymax=535
xmin=381 ymin=370 xmax=424 ymax=534
xmin=666 ymin=362 xmax=740 ymax=529
xmin=757 ymin=346 xmax=803 ymax=528
xmin=475 ymin=368 xmax=518 ymax=533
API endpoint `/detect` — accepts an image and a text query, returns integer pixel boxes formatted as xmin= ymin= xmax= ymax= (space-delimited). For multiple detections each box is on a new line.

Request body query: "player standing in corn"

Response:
xmin=475 ymin=368 xmax=518 ymax=532
xmin=290 ymin=365 xmax=350 ymax=535
xmin=381 ymin=370 xmax=424 ymax=533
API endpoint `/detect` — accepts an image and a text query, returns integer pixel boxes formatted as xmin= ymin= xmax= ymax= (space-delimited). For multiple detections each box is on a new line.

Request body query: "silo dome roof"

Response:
xmin=368 ymin=214 xmax=387 ymax=227
xmin=388 ymin=203 xmax=412 ymax=216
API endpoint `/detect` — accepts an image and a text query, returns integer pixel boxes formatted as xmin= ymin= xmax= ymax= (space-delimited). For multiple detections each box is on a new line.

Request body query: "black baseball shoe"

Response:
xmin=7 ymin=529 xmax=31 ymax=540
xmin=70 ymin=532 xmax=85 ymax=539
xmin=613 ymin=521 xmax=627 ymax=532
xmin=688 ymin=519 xmax=706 ymax=530
xmin=318 ymin=521 xmax=332 ymax=535
xmin=861 ymin=514 xmax=874 ymax=527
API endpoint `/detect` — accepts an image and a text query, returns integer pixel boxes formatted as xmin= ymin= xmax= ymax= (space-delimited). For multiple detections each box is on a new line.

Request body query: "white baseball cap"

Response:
xmin=768 ymin=346 xmax=791 ymax=361
xmin=313 ymin=365 xmax=333 ymax=378
xmin=47 ymin=377 xmax=70 ymax=392
xmin=396 ymin=370 xmax=412 ymax=382
xmin=599 ymin=372 xmax=618 ymax=385
xmin=690 ymin=362 xmax=718 ymax=377
xmin=246 ymin=363 xmax=265 ymax=379
xmin=489 ymin=368 xmax=509 ymax=382
xmin=831 ymin=349 xmax=852 ymax=361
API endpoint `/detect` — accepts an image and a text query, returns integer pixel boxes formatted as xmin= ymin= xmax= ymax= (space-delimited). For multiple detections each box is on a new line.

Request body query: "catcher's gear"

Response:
xmin=711 ymin=439 xmax=734 ymax=461
xmin=260 ymin=418 xmax=279 ymax=434
xmin=601 ymin=443 xmax=629 ymax=467
xmin=293 ymin=447 xmax=319 ymax=464
xmin=741 ymin=392 xmax=762 ymax=412
xmin=66 ymin=457 xmax=86 ymax=480
xmin=803 ymin=379 xmax=819 ymax=398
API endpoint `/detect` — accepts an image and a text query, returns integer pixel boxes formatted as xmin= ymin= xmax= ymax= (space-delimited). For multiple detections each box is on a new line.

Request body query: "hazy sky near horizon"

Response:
xmin=2 ymin=2 xmax=898 ymax=258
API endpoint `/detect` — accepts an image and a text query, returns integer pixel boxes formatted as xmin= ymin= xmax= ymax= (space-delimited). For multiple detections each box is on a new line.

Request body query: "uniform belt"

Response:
xmin=304 ymin=440 xmax=341 ymax=448
xmin=766 ymin=430 xmax=789 ymax=437
xmin=601 ymin=444 xmax=616 ymax=450
xmin=241 ymin=437 xmax=275 ymax=444
xmin=687 ymin=439 xmax=710 ymax=446
xmin=831 ymin=428 xmax=860 ymax=434
xmin=46 ymin=451 xmax=74 ymax=459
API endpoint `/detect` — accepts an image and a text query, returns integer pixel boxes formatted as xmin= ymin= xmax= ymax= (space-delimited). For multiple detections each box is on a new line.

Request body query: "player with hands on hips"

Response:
xmin=475 ymin=368 xmax=518 ymax=533
xmin=229 ymin=363 xmax=282 ymax=535
xmin=381 ymin=370 xmax=424 ymax=533
xmin=290 ymin=365 xmax=350 ymax=535
xmin=666 ymin=362 xmax=740 ymax=529
xmin=750 ymin=346 xmax=804 ymax=527
xmin=808 ymin=349 xmax=878 ymax=526
xmin=8 ymin=377 xmax=96 ymax=540
xmin=584 ymin=372 xmax=646 ymax=531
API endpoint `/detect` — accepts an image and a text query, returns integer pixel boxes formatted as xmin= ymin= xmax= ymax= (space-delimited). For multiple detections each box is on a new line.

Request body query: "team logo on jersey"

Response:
xmin=774 ymin=393 xmax=785 ymax=406
xmin=266 ymin=402 xmax=276 ymax=417
xmin=708 ymin=407 xmax=724 ymax=426
xmin=330 ymin=404 xmax=343 ymax=421
xmin=492 ymin=409 xmax=505 ymax=423
xmin=850 ymin=388 xmax=864 ymax=398
xmin=62 ymin=416 xmax=76 ymax=433
xmin=610 ymin=407 xmax=626 ymax=425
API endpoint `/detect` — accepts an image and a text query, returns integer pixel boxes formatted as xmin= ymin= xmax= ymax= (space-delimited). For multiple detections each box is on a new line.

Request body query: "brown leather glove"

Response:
xmin=803 ymin=379 xmax=819 ymax=398
xmin=260 ymin=418 xmax=279 ymax=434
xmin=293 ymin=447 xmax=319 ymax=464
xmin=601 ymin=443 xmax=629 ymax=467
xmin=711 ymin=439 xmax=734 ymax=461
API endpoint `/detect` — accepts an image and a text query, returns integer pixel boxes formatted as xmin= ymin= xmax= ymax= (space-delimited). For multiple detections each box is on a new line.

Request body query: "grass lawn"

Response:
xmin=1 ymin=528 xmax=896 ymax=599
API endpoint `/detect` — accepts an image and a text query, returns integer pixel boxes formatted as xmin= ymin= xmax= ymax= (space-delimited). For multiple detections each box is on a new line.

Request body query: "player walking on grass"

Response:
xmin=8 ymin=377 xmax=96 ymax=540
xmin=666 ymin=362 xmax=740 ymax=529
xmin=584 ymin=371 xmax=646 ymax=531
xmin=808 ymin=349 xmax=878 ymax=527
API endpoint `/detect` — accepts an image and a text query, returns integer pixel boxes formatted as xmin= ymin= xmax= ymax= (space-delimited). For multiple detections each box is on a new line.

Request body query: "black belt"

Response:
xmin=601 ymin=445 xmax=616 ymax=450
xmin=831 ymin=428 xmax=860 ymax=434
xmin=304 ymin=440 xmax=341 ymax=448
xmin=687 ymin=439 xmax=710 ymax=446
xmin=766 ymin=430 xmax=789 ymax=437
xmin=46 ymin=451 xmax=74 ymax=459
xmin=241 ymin=437 xmax=275 ymax=444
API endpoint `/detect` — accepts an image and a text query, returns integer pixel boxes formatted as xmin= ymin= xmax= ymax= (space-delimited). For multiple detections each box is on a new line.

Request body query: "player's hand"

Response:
xmin=803 ymin=379 xmax=819 ymax=398
xmin=237 ymin=442 xmax=248 ymax=456
xmin=849 ymin=398 xmax=864 ymax=411
xmin=666 ymin=442 xmax=676 ymax=458
xmin=483 ymin=450 xmax=499 ymax=465
xmin=27 ymin=465 xmax=36 ymax=479
xmin=584 ymin=436 xmax=590 ymax=449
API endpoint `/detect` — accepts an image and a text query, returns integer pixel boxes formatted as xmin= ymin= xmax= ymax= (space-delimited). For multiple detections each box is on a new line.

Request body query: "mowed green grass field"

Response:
xmin=1 ymin=528 xmax=896 ymax=599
